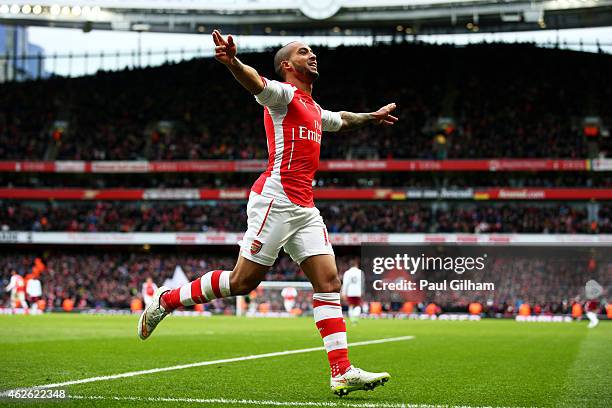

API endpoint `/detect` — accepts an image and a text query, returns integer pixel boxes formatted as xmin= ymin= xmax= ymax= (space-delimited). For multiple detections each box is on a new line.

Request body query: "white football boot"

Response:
xmin=330 ymin=366 xmax=390 ymax=397
xmin=138 ymin=286 xmax=171 ymax=340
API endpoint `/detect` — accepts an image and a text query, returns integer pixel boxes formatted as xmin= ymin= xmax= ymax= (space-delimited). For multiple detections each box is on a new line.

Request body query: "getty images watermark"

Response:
xmin=371 ymin=252 xmax=493 ymax=291
xmin=361 ymin=244 xmax=496 ymax=298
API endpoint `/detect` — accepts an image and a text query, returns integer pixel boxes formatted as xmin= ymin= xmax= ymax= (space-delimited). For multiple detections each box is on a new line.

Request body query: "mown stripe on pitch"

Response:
xmin=2 ymin=336 xmax=415 ymax=391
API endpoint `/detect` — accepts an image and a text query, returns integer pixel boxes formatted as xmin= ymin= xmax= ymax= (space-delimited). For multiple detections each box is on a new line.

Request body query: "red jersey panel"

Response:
xmin=16 ymin=276 xmax=25 ymax=293
xmin=252 ymin=78 xmax=342 ymax=207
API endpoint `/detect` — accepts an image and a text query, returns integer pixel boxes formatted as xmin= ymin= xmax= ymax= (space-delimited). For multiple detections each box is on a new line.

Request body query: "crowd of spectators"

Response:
xmin=0 ymin=201 xmax=247 ymax=232
xmin=369 ymin=248 xmax=611 ymax=314
xmin=1 ymin=43 xmax=611 ymax=161
xmin=0 ymin=250 xmax=608 ymax=313
xmin=2 ymin=201 xmax=609 ymax=233
xmin=321 ymin=202 xmax=603 ymax=233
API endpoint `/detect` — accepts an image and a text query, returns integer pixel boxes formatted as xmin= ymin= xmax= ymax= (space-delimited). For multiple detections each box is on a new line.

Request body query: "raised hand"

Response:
xmin=371 ymin=103 xmax=399 ymax=126
xmin=212 ymin=29 xmax=237 ymax=65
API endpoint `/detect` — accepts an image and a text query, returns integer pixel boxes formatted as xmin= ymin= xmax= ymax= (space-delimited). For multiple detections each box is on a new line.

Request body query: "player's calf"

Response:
xmin=159 ymin=270 xmax=232 ymax=311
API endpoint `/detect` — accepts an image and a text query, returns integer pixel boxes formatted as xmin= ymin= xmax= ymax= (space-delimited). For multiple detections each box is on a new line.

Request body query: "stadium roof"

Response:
xmin=0 ymin=0 xmax=611 ymax=35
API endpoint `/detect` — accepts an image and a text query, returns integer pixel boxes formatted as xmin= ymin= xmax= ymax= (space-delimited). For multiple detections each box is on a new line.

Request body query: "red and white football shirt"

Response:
xmin=281 ymin=287 xmax=298 ymax=302
xmin=252 ymin=78 xmax=342 ymax=207
xmin=7 ymin=275 xmax=26 ymax=294
xmin=142 ymin=281 xmax=158 ymax=299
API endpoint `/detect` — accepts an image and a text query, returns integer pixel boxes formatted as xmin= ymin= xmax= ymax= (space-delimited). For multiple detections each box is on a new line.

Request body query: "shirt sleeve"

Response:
xmin=6 ymin=276 xmax=15 ymax=291
xmin=321 ymin=109 xmax=342 ymax=132
xmin=254 ymin=77 xmax=295 ymax=108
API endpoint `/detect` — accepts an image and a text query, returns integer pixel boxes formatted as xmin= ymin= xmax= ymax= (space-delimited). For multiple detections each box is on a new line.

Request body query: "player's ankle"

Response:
xmin=160 ymin=293 xmax=172 ymax=311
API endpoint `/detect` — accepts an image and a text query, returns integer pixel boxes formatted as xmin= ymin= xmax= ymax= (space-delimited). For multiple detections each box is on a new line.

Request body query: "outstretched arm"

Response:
xmin=213 ymin=30 xmax=264 ymax=95
xmin=338 ymin=103 xmax=398 ymax=132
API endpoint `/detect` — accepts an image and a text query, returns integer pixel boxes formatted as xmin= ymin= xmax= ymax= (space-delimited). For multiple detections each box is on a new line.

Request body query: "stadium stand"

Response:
xmin=1 ymin=43 xmax=611 ymax=160
xmin=0 ymin=250 xmax=608 ymax=315
xmin=1 ymin=42 xmax=611 ymax=315
xmin=2 ymin=172 xmax=611 ymax=188
xmin=1 ymin=201 xmax=609 ymax=233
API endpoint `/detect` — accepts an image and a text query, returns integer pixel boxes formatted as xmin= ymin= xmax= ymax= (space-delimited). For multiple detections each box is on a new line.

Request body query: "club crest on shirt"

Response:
xmin=251 ymin=239 xmax=263 ymax=255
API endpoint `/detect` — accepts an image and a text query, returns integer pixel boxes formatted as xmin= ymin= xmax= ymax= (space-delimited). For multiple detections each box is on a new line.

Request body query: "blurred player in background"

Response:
xmin=5 ymin=270 xmax=28 ymax=309
xmin=585 ymin=299 xmax=600 ymax=328
xmin=141 ymin=277 xmax=158 ymax=308
xmin=26 ymin=275 xmax=42 ymax=310
xmin=281 ymin=286 xmax=297 ymax=313
xmin=138 ymin=29 xmax=397 ymax=396
xmin=584 ymin=279 xmax=604 ymax=329
xmin=341 ymin=259 xmax=365 ymax=324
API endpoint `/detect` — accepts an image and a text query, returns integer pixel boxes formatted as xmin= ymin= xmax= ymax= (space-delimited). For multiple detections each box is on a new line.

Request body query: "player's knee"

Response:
xmin=330 ymin=277 xmax=342 ymax=293
xmin=318 ymin=276 xmax=341 ymax=293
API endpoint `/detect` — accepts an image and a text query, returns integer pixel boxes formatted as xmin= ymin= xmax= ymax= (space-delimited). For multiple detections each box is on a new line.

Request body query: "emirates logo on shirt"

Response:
xmin=250 ymin=240 xmax=263 ymax=255
xmin=295 ymin=125 xmax=322 ymax=144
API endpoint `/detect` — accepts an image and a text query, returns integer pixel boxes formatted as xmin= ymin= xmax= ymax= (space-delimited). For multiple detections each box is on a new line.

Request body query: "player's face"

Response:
xmin=290 ymin=43 xmax=318 ymax=81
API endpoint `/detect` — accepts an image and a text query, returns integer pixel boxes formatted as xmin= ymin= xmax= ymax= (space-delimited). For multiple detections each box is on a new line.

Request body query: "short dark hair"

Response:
xmin=274 ymin=41 xmax=298 ymax=79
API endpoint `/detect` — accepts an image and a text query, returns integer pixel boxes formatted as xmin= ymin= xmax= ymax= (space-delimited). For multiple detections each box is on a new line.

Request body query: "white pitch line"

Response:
xmin=4 ymin=336 xmax=414 ymax=392
xmin=69 ymin=395 xmax=537 ymax=408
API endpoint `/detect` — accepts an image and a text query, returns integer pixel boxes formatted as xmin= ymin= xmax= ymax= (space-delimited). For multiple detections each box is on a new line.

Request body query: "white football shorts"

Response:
xmin=240 ymin=192 xmax=334 ymax=266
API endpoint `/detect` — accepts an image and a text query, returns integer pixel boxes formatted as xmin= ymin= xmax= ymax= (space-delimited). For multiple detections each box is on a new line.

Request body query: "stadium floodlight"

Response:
xmin=0 ymin=4 xmax=9 ymax=14
xmin=21 ymin=4 xmax=31 ymax=14
xmin=49 ymin=4 xmax=60 ymax=15
xmin=72 ymin=5 xmax=81 ymax=16
xmin=10 ymin=4 xmax=20 ymax=14
xmin=32 ymin=4 xmax=41 ymax=14
xmin=61 ymin=5 xmax=70 ymax=16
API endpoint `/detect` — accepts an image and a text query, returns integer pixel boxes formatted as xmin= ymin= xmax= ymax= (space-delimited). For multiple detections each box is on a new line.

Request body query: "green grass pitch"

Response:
xmin=0 ymin=314 xmax=610 ymax=407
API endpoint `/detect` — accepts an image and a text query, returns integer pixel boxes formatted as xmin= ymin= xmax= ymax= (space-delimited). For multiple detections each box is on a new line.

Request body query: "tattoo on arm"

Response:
xmin=339 ymin=111 xmax=373 ymax=132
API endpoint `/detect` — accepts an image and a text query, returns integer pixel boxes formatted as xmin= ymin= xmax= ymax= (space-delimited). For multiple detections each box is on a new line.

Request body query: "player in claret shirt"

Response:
xmin=585 ymin=299 xmax=600 ymax=329
xmin=341 ymin=259 xmax=365 ymax=325
xmin=138 ymin=30 xmax=398 ymax=396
